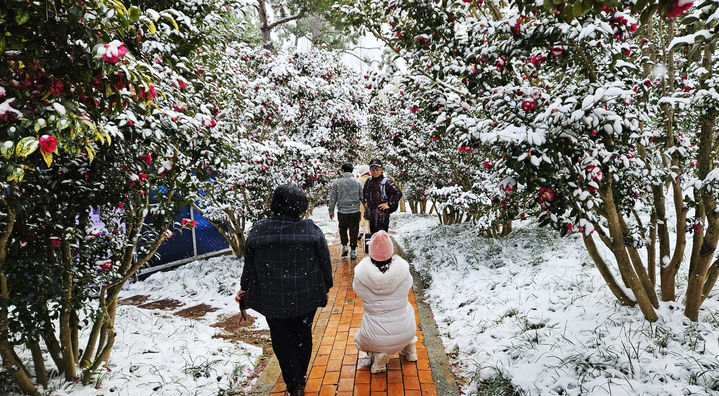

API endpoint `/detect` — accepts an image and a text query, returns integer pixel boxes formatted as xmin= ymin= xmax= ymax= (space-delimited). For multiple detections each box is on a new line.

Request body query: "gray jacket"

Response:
xmin=328 ymin=173 xmax=363 ymax=214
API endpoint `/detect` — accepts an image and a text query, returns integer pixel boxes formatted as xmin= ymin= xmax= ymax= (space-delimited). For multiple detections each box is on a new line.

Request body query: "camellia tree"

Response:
xmin=341 ymin=0 xmax=719 ymax=322
xmin=192 ymin=45 xmax=368 ymax=257
xmin=0 ymin=0 xmax=239 ymax=393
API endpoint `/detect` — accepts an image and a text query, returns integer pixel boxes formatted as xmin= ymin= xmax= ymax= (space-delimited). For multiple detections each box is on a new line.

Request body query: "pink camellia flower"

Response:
xmin=98 ymin=40 xmax=128 ymax=64
xmin=666 ymin=0 xmax=693 ymax=18
xmin=550 ymin=45 xmax=565 ymax=57
xmin=181 ymin=218 xmax=198 ymax=228
xmin=100 ymin=260 xmax=113 ymax=270
xmin=138 ymin=153 xmax=152 ymax=164
xmin=538 ymin=187 xmax=554 ymax=202
xmin=521 ymin=99 xmax=537 ymax=111
xmin=204 ymin=117 xmax=217 ymax=128
xmin=409 ymin=105 xmax=419 ymax=113
xmin=175 ymin=80 xmax=189 ymax=90
xmin=39 ymin=134 xmax=58 ymax=154
xmin=628 ymin=22 xmax=638 ymax=33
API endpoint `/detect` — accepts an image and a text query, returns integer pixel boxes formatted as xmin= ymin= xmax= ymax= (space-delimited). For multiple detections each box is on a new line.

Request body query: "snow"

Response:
xmin=393 ymin=213 xmax=719 ymax=396
xmin=30 ymin=255 xmax=262 ymax=395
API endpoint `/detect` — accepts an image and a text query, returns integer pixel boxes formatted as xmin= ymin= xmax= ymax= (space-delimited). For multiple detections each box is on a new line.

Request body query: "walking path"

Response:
xmin=250 ymin=242 xmax=458 ymax=396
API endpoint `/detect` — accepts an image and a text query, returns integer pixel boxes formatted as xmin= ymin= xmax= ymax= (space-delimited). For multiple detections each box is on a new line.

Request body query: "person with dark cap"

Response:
xmin=235 ymin=184 xmax=333 ymax=396
xmin=363 ymin=159 xmax=403 ymax=234
xmin=328 ymin=163 xmax=363 ymax=259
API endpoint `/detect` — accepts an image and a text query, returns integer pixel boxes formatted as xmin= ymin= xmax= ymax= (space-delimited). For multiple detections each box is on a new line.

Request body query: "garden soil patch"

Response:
xmin=118 ymin=294 xmax=151 ymax=306
xmin=174 ymin=303 xmax=219 ymax=319
xmin=137 ymin=298 xmax=184 ymax=310
xmin=212 ymin=313 xmax=274 ymax=372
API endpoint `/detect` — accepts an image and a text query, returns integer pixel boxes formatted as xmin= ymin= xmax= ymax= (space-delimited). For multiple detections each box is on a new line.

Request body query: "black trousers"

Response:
xmin=266 ymin=309 xmax=316 ymax=391
xmin=338 ymin=212 xmax=361 ymax=249
xmin=368 ymin=210 xmax=390 ymax=234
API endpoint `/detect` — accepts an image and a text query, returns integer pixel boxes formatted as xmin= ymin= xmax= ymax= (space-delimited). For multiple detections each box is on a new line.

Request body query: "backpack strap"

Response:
xmin=380 ymin=177 xmax=388 ymax=202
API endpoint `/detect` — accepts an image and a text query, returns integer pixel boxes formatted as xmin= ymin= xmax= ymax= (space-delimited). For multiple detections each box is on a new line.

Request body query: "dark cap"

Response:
xmin=369 ymin=159 xmax=383 ymax=167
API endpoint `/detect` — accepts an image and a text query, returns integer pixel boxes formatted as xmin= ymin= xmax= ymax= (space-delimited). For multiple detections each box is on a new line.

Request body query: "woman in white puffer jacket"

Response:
xmin=352 ymin=230 xmax=417 ymax=373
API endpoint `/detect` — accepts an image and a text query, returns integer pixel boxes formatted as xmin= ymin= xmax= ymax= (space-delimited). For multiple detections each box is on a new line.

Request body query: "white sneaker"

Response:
xmin=370 ymin=353 xmax=391 ymax=373
xmin=400 ymin=342 xmax=418 ymax=362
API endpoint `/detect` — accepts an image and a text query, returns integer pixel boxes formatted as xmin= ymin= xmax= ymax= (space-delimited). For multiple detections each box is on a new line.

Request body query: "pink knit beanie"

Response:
xmin=369 ymin=231 xmax=394 ymax=261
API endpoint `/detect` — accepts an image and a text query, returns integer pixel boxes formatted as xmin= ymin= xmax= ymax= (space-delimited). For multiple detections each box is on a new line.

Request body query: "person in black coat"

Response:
xmin=362 ymin=159 xmax=403 ymax=233
xmin=235 ymin=184 xmax=333 ymax=396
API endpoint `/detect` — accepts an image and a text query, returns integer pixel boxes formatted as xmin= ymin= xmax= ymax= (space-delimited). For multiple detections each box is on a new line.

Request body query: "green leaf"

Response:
xmin=640 ymin=6 xmax=655 ymax=25
xmin=128 ymin=6 xmax=142 ymax=22
xmin=7 ymin=167 xmax=24 ymax=183
xmin=41 ymin=150 xmax=53 ymax=167
xmin=57 ymin=118 xmax=71 ymax=130
xmin=1 ymin=141 xmax=14 ymax=159
xmin=15 ymin=9 xmax=29 ymax=25
xmin=0 ymin=36 xmax=5 ymax=53
xmin=572 ymin=1 xmax=584 ymax=17
xmin=543 ymin=0 xmax=555 ymax=10
xmin=15 ymin=137 xmax=38 ymax=158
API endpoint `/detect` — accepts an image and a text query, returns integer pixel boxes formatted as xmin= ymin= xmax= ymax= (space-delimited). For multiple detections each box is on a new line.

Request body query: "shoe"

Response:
xmin=400 ymin=342 xmax=418 ymax=362
xmin=289 ymin=384 xmax=305 ymax=396
xmin=370 ymin=352 xmax=391 ymax=373
xmin=350 ymin=249 xmax=357 ymax=259
xmin=341 ymin=245 xmax=348 ymax=257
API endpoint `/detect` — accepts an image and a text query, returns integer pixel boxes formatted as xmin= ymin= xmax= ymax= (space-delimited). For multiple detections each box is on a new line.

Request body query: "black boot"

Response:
xmin=289 ymin=384 xmax=304 ymax=396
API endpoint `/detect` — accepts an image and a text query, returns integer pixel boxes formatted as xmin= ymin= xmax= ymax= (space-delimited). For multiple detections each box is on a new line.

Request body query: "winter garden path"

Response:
xmin=250 ymin=242 xmax=458 ymax=396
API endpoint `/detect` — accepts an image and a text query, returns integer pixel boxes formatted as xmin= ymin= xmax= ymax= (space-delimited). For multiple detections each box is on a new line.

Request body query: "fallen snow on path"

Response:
xmin=394 ymin=216 xmax=719 ymax=396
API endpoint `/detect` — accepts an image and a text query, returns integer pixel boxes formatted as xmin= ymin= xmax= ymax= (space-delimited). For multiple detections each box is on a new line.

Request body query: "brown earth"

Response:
xmin=137 ymin=298 xmax=184 ymax=310
xmin=212 ymin=313 xmax=275 ymax=378
xmin=118 ymin=294 xmax=151 ymax=306
xmin=174 ymin=303 xmax=219 ymax=319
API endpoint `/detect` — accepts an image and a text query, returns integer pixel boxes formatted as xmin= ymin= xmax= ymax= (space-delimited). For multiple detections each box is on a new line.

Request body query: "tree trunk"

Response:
xmin=29 ymin=339 xmax=48 ymax=388
xmin=600 ymin=182 xmax=658 ymax=321
xmin=647 ymin=209 xmax=657 ymax=287
xmin=256 ymin=0 xmax=274 ymax=51
xmin=583 ymin=235 xmax=636 ymax=306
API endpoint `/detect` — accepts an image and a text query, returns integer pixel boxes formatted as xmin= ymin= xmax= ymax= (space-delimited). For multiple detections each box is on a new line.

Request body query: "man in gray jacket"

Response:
xmin=329 ymin=163 xmax=363 ymax=259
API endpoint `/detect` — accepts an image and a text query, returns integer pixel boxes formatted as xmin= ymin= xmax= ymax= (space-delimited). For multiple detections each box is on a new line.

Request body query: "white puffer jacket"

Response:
xmin=352 ymin=255 xmax=417 ymax=353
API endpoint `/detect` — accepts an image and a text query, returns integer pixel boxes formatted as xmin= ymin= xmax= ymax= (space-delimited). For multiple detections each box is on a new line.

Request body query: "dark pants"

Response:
xmin=338 ymin=212 xmax=361 ymax=249
xmin=367 ymin=208 xmax=390 ymax=234
xmin=266 ymin=309 xmax=316 ymax=391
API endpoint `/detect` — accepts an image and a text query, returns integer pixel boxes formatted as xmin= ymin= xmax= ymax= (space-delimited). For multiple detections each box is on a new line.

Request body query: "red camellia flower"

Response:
xmin=458 ymin=145 xmax=474 ymax=153
xmin=409 ymin=106 xmax=419 ymax=113
xmin=538 ymin=187 xmax=554 ymax=202
xmin=50 ymin=237 xmax=61 ymax=246
xmin=138 ymin=173 xmax=147 ymax=183
xmin=482 ymin=160 xmax=492 ymax=169
xmin=666 ymin=0 xmax=693 ymax=18
xmin=182 ymin=218 xmax=199 ymax=228
xmin=118 ymin=202 xmax=125 ymax=209
xmin=39 ymin=134 xmax=58 ymax=154
xmin=550 ymin=45 xmax=565 ymax=57
xmin=100 ymin=260 xmax=113 ymax=270
xmin=139 ymin=153 xmax=152 ymax=164
xmin=521 ymin=99 xmax=537 ymax=111
xmin=175 ymin=80 xmax=189 ymax=90
xmin=566 ymin=223 xmax=574 ymax=232
xmin=204 ymin=117 xmax=217 ymax=128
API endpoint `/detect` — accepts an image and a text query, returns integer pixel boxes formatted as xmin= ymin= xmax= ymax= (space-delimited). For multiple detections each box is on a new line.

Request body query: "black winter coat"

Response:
xmin=362 ymin=175 xmax=403 ymax=222
xmin=240 ymin=215 xmax=333 ymax=318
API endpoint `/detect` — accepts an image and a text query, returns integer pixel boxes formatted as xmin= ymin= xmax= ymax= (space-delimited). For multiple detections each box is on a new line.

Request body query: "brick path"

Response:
xmin=267 ymin=244 xmax=438 ymax=396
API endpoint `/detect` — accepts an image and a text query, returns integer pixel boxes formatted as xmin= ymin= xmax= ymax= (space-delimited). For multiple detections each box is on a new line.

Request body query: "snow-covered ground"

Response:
xmin=391 ymin=211 xmax=719 ymax=396
xmin=38 ymin=255 xmax=263 ymax=396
